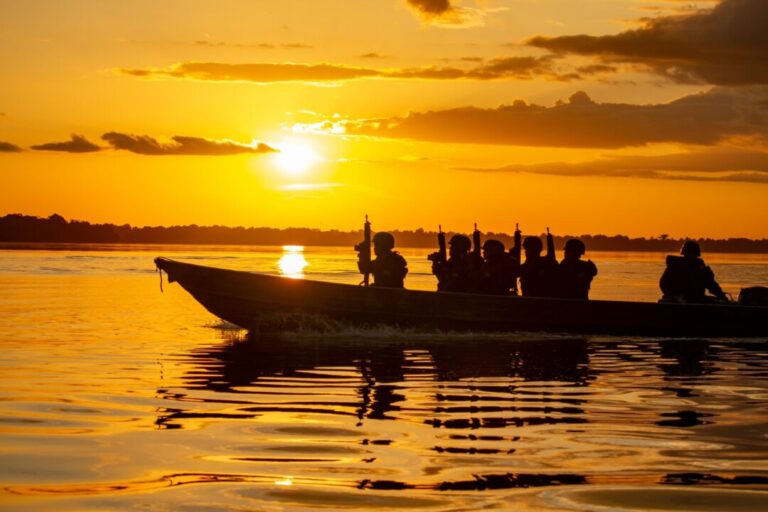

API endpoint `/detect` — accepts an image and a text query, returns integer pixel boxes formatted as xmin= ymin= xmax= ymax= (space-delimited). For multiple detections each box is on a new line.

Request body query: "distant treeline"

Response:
xmin=1 ymin=213 xmax=767 ymax=254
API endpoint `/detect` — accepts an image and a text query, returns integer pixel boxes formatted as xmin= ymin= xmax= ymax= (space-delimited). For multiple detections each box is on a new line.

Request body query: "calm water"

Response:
xmin=1 ymin=244 xmax=767 ymax=511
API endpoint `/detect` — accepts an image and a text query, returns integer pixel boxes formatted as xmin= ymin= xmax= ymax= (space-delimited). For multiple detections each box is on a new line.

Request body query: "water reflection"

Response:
xmin=4 ymin=333 xmax=768 ymax=506
xmin=277 ymin=245 xmax=308 ymax=278
xmin=149 ymin=335 xmax=768 ymax=494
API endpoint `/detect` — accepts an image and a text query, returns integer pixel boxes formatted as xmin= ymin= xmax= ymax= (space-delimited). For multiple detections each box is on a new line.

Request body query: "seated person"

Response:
xmin=519 ymin=236 xmax=557 ymax=297
xmin=359 ymin=232 xmax=408 ymax=288
xmin=477 ymin=239 xmax=516 ymax=295
xmin=556 ymin=239 xmax=597 ymax=299
xmin=432 ymin=234 xmax=475 ymax=293
xmin=660 ymin=241 xmax=727 ymax=303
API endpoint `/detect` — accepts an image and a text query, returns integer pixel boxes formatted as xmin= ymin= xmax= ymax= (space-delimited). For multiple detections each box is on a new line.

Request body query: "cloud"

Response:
xmin=528 ymin=0 xmax=768 ymax=85
xmin=292 ymin=86 xmax=768 ymax=149
xmin=0 ymin=141 xmax=22 ymax=152
xmin=575 ymin=64 xmax=618 ymax=76
xmin=458 ymin=147 xmax=768 ymax=184
xmin=407 ymin=0 xmax=452 ymax=16
xmin=118 ymin=62 xmax=382 ymax=83
xmin=31 ymin=134 xmax=101 ymax=153
xmin=101 ymin=132 xmax=276 ymax=155
xmin=404 ymin=0 xmax=493 ymax=27
xmin=117 ymin=56 xmax=574 ymax=84
xmin=358 ymin=52 xmax=391 ymax=59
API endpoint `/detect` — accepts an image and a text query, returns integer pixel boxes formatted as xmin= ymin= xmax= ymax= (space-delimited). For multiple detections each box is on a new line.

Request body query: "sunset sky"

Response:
xmin=1 ymin=0 xmax=767 ymax=238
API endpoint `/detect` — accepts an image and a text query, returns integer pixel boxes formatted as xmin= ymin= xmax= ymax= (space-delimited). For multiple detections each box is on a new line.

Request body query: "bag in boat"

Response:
xmin=738 ymin=286 xmax=768 ymax=306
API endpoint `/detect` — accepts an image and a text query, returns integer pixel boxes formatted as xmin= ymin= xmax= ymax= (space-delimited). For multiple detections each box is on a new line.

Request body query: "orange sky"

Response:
xmin=1 ymin=0 xmax=767 ymax=238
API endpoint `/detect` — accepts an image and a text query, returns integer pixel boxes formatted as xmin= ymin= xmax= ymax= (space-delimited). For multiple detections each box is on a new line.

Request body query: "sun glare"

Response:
xmin=278 ymin=245 xmax=308 ymax=278
xmin=273 ymin=141 xmax=321 ymax=175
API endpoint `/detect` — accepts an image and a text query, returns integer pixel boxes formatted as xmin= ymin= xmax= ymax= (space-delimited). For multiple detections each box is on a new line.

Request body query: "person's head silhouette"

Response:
xmin=523 ymin=236 xmax=543 ymax=259
xmin=373 ymin=232 xmax=395 ymax=257
xmin=564 ymin=239 xmax=586 ymax=261
xmin=449 ymin=234 xmax=471 ymax=258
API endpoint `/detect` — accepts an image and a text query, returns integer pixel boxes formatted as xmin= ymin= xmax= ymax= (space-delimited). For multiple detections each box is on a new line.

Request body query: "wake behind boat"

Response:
xmin=155 ymin=257 xmax=767 ymax=337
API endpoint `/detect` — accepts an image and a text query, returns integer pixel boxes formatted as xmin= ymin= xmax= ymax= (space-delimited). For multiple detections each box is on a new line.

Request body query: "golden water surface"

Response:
xmin=1 ymin=245 xmax=767 ymax=511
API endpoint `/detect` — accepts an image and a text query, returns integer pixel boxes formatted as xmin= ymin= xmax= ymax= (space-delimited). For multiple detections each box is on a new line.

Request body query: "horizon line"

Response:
xmin=2 ymin=212 xmax=767 ymax=242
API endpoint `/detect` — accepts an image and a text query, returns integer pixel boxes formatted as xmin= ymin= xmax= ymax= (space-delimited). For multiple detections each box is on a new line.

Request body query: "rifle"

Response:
xmin=427 ymin=225 xmax=447 ymax=265
xmin=354 ymin=215 xmax=371 ymax=285
xmin=472 ymin=222 xmax=481 ymax=260
xmin=512 ymin=222 xmax=521 ymax=263
xmin=546 ymin=226 xmax=555 ymax=260
xmin=511 ymin=223 xmax=522 ymax=295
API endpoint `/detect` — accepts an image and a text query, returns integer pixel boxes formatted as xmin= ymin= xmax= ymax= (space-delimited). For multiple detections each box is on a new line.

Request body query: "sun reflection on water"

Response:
xmin=278 ymin=245 xmax=308 ymax=278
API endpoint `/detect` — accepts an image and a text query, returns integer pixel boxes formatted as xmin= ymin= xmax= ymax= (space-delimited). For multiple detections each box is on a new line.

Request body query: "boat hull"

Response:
xmin=155 ymin=257 xmax=768 ymax=337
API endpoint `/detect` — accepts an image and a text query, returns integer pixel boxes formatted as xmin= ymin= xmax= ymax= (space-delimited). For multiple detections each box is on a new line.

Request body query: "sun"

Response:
xmin=273 ymin=140 xmax=321 ymax=175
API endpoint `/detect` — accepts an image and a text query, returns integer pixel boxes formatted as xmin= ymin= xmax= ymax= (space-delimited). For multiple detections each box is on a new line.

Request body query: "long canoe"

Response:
xmin=154 ymin=257 xmax=768 ymax=338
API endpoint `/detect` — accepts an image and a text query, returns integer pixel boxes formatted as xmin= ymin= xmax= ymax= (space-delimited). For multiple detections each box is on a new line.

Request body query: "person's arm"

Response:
xmin=703 ymin=265 xmax=727 ymax=299
xmin=398 ymin=254 xmax=408 ymax=280
xmin=357 ymin=257 xmax=373 ymax=275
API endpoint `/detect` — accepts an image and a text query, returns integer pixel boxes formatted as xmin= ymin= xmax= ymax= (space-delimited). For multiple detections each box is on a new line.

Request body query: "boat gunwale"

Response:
xmin=154 ymin=256 xmax=765 ymax=313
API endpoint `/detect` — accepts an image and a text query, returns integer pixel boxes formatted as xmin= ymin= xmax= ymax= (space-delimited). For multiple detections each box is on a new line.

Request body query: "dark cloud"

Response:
xmin=101 ymin=132 xmax=276 ymax=155
xmin=407 ymin=0 xmax=452 ymax=16
xmin=386 ymin=56 xmax=570 ymax=80
xmin=458 ymin=147 xmax=768 ymax=184
xmin=117 ymin=56 xmax=573 ymax=84
xmin=404 ymin=0 xmax=493 ymax=27
xmin=0 ymin=141 xmax=22 ymax=152
xmin=576 ymin=64 xmax=618 ymax=76
xmin=528 ymin=0 xmax=768 ymax=85
xmin=31 ymin=134 xmax=101 ymax=153
xmin=301 ymin=87 xmax=768 ymax=149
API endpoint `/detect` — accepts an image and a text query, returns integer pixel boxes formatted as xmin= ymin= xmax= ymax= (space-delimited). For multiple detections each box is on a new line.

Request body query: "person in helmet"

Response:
xmin=432 ymin=234 xmax=476 ymax=292
xmin=659 ymin=241 xmax=727 ymax=303
xmin=361 ymin=231 xmax=408 ymax=288
xmin=556 ymin=238 xmax=598 ymax=299
xmin=477 ymin=239 xmax=517 ymax=295
xmin=518 ymin=234 xmax=557 ymax=297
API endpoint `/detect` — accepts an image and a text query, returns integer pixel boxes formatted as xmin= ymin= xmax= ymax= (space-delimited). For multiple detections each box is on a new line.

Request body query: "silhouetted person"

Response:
xmin=432 ymin=234 xmax=475 ymax=292
xmin=477 ymin=239 xmax=516 ymax=295
xmin=556 ymin=239 xmax=597 ymax=299
xmin=660 ymin=241 xmax=727 ymax=303
xmin=359 ymin=232 xmax=408 ymax=288
xmin=518 ymin=235 xmax=557 ymax=297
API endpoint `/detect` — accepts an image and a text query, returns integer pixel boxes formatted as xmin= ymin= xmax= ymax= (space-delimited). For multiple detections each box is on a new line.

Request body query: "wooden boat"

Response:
xmin=154 ymin=257 xmax=768 ymax=338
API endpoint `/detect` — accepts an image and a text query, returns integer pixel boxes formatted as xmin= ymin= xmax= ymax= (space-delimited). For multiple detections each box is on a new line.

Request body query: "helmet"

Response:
xmin=564 ymin=238 xmax=585 ymax=256
xmin=449 ymin=234 xmax=471 ymax=252
xmin=522 ymin=236 xmax=543 ymax=252
xmin=373 ymin=232 xmax=395 ymax=250
xmin=681 ymin=241 xmax=701 ymax=257
xmin=482 ymin=239 xmax=505 ymax=254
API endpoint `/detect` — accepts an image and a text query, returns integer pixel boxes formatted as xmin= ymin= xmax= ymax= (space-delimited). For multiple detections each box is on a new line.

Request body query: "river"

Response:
xmin=0 ymin=244 xmax=767 ymax=511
